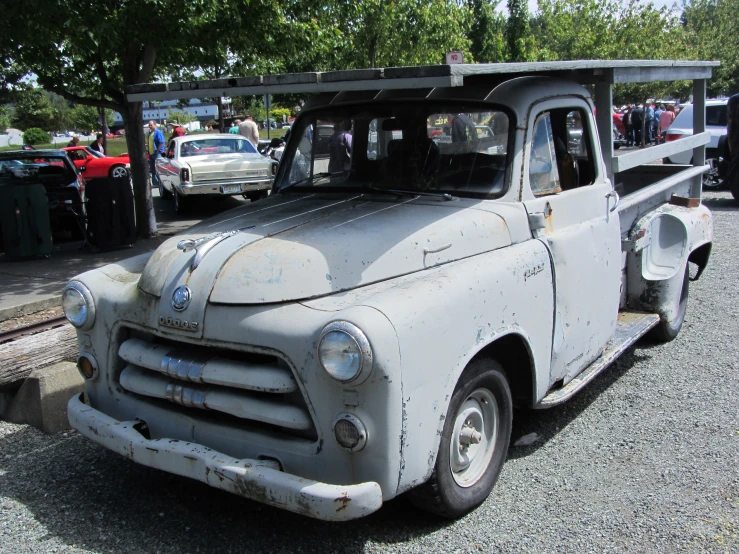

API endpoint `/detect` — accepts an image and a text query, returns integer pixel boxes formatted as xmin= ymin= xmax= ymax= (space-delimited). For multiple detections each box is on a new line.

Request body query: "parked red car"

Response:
xmin=62 ymin=146 xmax=130 ymax=179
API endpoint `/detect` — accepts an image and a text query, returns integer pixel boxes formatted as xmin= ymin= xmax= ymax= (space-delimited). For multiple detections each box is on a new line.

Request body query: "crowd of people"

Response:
xmin=613 ymin=102 xmax=679 ymax=147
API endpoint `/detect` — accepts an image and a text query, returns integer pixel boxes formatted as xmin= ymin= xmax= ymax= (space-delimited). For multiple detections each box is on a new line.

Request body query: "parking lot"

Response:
xmin=0 ymin=190 xmax=737 ymax=553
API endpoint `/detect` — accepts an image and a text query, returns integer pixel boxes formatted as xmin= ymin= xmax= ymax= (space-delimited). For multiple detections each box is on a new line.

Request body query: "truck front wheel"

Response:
xmin=649 ymin=265 xmax=689 ymax=342
xmin=409 ymin=359 xmax=512 ymax=519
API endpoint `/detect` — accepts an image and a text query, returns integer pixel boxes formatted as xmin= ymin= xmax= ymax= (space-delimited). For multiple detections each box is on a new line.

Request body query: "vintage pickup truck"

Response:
xmin=64 ymin=60 xmax=716 ymax=521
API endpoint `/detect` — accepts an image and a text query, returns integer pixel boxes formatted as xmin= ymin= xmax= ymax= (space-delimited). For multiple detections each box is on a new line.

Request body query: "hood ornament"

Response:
xmin=171 ymin=285 xmax=192 ymax=312
xmin=177 ymin=225 xmax=256 ymax=271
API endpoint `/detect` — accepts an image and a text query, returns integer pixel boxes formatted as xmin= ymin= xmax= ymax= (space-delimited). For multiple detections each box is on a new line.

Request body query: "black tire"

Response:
xmin=173 ymin=188 xmax=188 ymax=214
xmin=109 ymin=164 xmax=129 ymax=179
xmin=408 ymin=358 xmax=512 ymax=519
xmin=158 ymin=178 xmax=172 ymax=199
xmin=243 ymin=189 xmax=269 ymax=202
xmin=702 ymin=158 xmax=723 ymax=191
xmin=649 ymin=265 xmax=689 ymax=342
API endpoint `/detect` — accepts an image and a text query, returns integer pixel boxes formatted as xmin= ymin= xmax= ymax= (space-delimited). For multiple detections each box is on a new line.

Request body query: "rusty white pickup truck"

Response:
xmin=63 ymin=60 xmax=716 ymax=521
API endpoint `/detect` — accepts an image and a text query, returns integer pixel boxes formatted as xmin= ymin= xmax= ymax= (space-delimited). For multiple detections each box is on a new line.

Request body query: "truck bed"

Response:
xmin=614 ymin=163 xmax=705 ymax=238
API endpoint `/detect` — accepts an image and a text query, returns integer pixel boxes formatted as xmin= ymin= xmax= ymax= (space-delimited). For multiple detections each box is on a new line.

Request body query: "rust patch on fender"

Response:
xmin=334 ymin=492 xmax=351 ymax=512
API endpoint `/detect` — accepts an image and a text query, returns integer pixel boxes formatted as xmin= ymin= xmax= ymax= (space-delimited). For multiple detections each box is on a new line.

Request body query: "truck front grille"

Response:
xmin=116 ymin=335 xmax=315 ymax=439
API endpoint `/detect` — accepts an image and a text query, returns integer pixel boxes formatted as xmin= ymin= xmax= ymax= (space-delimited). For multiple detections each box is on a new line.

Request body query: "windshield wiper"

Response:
xmin=364 ymin=185 xmax=456 ymax=201
xmin=281 ymin=170 xmax=350 ymax=191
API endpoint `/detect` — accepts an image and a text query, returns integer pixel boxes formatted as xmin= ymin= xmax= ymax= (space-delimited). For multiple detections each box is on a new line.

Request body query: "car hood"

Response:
xmin=139 ymin=193 xmax=511 ymax=336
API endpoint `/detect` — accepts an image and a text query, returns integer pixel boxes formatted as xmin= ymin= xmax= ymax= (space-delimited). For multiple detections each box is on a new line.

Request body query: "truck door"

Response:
xmin=522 ymin=103 xmax=621 ymax=385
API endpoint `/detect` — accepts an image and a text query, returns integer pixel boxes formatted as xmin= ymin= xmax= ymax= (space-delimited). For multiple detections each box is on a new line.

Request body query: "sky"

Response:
xmin=496 ymin=0 xmax=679 ymax=14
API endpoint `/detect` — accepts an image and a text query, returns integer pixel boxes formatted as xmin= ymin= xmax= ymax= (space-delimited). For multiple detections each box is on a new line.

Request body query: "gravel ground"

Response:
xmin=1 ymin=191 xmax=737 ymax=554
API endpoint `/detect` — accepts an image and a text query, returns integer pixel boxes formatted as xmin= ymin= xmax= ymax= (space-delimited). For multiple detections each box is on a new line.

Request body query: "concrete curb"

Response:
xmin=4 ymin=361 xmax=83 ymax=434
xmin=0 ymin=295 xmax=62 ymax=323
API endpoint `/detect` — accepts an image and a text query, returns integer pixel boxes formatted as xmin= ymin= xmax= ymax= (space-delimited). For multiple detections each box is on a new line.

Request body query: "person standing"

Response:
xmin=229 ymin=120 xmax=241 ymax=134
xmin=624 ymin=106 xmax=633 ymax=146
xmin=89 ymin=133 xmax=105 ymax=154
xmin=645 ymin=103 xmax=655 ymax=145
xmin=327 ymin=121 xmax=353 ymax=173
xmin=170 ymin=122 xmax=186 ymax=141
xmin=631 ymin=104 xmax=644 ymax=147
xmin=659 ymin=104 xmax=676 ymax=141
xmin=238 ymin=114 xmax=260 ymax=148
xmin=148 ymin=120 xmax=165 ymax=189
xmin=653 ymin=104 xmax=664 ymax=143
xmin=66 ymin=135 xmax=80 ymax=147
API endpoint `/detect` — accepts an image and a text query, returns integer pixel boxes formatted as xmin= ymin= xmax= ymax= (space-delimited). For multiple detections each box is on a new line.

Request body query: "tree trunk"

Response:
xmin=216 ymin=97 xmax=225 ymax=133
xmin=99 ymin=106 xmax=108 ymax=154
xmin=122 ymin=101 xmax=157 ymax=238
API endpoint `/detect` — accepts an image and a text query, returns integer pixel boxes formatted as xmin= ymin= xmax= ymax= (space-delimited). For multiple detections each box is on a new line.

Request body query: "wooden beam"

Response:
xmin=0 ymin=325 xmax=77 ymax=390
xmin=692 ymin=79 xmax=707 ymax=198
xmin=595 ymin=82 xmax=615 ymax=185
xmin=611 ymin=132 xmax=711 ymax=174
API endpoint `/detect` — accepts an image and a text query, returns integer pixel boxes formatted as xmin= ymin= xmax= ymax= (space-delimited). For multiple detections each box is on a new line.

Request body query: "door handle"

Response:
xmin=606 ymin=190 xmax=620 ymax=213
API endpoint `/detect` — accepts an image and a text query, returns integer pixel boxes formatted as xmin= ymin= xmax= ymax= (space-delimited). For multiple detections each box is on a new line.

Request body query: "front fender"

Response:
xmin=625 ymin=203 xmax=712 ymax=321
xmin=306 ymin=240 xmax=554 ymax=494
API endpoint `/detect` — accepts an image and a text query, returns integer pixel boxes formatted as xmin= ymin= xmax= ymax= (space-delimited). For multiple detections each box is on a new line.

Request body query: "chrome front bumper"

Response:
xmin=178 ymin=179 xmax=272 ymax=196
xmin=68 ymin=394 xmax=383 ymax=521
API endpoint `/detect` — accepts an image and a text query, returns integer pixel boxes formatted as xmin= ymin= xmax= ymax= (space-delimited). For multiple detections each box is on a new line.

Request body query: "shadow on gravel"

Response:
xmin=0 ymin=426 xmax=453 ymax=554
xmin=507 ymin=349 xmax=652 ymax=460
xmin=701 ymin=196 xmax=739 ymax=212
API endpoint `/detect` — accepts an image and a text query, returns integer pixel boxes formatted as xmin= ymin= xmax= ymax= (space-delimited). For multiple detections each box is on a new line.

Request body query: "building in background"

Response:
xmin=112 ymin=98 xmax=232 ymax=129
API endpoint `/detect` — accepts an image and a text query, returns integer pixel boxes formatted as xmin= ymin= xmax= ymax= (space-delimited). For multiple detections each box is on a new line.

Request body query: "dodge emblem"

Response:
xmin=171 ymin=285 xmax=192 ymax=312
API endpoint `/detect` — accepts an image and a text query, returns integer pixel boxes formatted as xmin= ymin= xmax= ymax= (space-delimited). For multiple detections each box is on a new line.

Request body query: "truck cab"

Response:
xmin=65 ymin=61 xmax=716 ymax=521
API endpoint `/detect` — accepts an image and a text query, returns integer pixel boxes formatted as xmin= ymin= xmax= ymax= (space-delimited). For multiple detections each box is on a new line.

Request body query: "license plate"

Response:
xmin=221 ymin=184 xmax=241 ymax=194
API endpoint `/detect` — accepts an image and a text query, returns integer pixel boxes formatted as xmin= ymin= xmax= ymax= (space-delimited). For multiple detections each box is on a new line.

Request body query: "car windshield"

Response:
xmin=84 ymin=148 xmax=105 ymax=158
xmin=0 ymin=154 xmax=76 ymax=185
xmin=280 ymin=102 xmax=511 ymax=198
xmin=179 ymin=137 xmax=257 ymax=157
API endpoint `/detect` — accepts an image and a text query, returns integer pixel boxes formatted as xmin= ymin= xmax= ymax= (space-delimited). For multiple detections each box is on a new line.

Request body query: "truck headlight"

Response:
xmin=62 ymin=281 xmax=95 ymax=330
xmin=318 ymin=321 xmax=373 ymax=384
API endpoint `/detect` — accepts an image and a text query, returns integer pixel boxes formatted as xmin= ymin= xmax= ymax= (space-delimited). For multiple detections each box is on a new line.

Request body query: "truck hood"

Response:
xmin=139 ymin=193 xmax=511 ymax=335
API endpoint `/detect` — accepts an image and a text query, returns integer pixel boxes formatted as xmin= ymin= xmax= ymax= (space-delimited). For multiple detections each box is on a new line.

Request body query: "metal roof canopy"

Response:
xmin=125 ymin=60 xmax=719 ymax=102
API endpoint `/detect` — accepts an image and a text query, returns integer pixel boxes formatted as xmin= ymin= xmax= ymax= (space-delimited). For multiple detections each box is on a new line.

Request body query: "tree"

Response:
xmin=681 ymin=0 xmax=739 ymax=96
xmin=49 ymin=93 xmax=72 ymax=133
xmin=166 ymin=108 xmax=196 ymax=125
xmin=0 ymin=105 xmax=10 ymax=132
xmin=10 ymin=87 xmax=54 ymax=131
xmin=70 ymin=103 xmax=113 ymax=132
xmin=506 ymin=0 xmax=536 ymax=62
xmin=0 ymin=0 xmax=286 ymax=238
xmin=468 ymin=0 xmax=506 ymax=63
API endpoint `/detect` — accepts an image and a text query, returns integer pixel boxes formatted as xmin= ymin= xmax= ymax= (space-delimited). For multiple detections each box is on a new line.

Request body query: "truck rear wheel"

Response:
xmin=649 ymin=265 xmax=689 ymax=342
xmin=409 ymin=359 xmax=512 ymax=519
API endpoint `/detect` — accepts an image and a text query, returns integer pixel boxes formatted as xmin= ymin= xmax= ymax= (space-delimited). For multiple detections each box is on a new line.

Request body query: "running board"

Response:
xmin=536 ymin=312 xmax=660 ymax=408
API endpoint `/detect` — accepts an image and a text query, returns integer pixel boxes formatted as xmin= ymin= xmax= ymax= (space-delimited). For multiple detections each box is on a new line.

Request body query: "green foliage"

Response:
xmin=49 ymin=93 xmax=72 ymax=132
xmin=23 ymin=127 xmax=51 ymax=145
xmin=70 ymin=104 xmax=114 ymax=131
xmin=270 ymin=107 xmax=291 ymax=123
xmin=506 ymin=0 xmax=536 ymax=62
xmin=468 ymin=0 xmax=506 ymax=63
xmin=166 ymin=108 xmax=196 ymax=124
xmin=11 ymin=88 xmax=55 ymax=131
xmin=681 ymin=0 xmax=739 ymax=96
xmin=0 ymin=105 xmax=10 ymax=132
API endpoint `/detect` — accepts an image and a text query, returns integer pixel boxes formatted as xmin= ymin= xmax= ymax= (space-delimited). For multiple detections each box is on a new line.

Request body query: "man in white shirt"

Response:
xmin=238 ymin=114 xmax=260 ymax=148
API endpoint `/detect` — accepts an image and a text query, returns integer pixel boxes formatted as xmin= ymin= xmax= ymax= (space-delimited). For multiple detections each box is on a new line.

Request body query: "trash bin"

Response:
xmin=0 ymin=183 xmax=53 ymax=259
xmin=85 ymin=176 xmax=136 ymax=249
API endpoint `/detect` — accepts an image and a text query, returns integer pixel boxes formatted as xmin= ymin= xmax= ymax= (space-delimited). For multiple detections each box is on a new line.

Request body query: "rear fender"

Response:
xmin=625 ymin=203 xmax=712 ymax=322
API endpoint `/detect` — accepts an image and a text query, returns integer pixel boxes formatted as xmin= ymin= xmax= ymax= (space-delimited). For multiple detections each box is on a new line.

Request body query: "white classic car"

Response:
xmin=155 ymin=134 xmax=278 ymax=212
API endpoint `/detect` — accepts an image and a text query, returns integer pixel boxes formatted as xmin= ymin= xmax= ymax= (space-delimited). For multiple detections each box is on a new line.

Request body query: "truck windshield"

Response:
xmin=279 ymin=102 xmax=511 ymax=198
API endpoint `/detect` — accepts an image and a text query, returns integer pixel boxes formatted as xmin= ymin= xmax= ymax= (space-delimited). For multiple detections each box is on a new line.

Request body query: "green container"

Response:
xmin=0 ymin=184 xmax=53 ymax=258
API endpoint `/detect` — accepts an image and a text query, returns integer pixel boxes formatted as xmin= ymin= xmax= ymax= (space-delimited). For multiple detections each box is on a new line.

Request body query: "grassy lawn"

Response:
xmin=0 ymin=137 xmax=130 ymax=157
xmin=0 ymin=129 xmax=287 ymax=156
